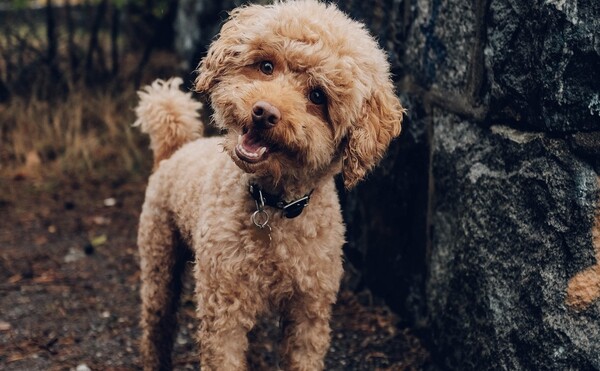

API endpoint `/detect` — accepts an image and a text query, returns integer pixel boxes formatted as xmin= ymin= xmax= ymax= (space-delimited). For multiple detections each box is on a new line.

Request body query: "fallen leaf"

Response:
xmin=64 ymin=247 xmax=85 ymax=263
xmin=8 ymin=274 xmax=22 ymax=284
xmin=90 ymin=234 xmax=107 ymax=247
xmin=13 ymin=151 xmax=42 ymax=180
xmin=33 ymin=273 xmax=56 ymax=283
xmin=7 ymin=354 xmax=26 ymax=362
xmin=92 ymin=216 xmax=111 ymax=225
xmin=34 ymin=235 xmax=48 ymax=246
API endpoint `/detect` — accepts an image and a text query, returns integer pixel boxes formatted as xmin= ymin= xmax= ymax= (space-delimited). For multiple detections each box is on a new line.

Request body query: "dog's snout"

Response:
xmin=252 ymin=101 xmax=281 ymax=128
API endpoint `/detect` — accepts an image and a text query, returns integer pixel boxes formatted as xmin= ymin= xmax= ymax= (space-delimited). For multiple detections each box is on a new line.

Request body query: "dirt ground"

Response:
xmin=0 ymin=174 xmax=431 ymax=370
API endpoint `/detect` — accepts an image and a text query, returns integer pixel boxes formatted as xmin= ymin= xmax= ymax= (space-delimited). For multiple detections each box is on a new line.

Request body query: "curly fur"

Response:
xmin=134 ymin=77 xmax=203 ymax=167
xmin=136 ymin=1 xmax=403 ymax=370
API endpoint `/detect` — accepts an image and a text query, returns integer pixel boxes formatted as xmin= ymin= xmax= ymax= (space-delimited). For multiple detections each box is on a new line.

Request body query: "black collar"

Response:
xmin=249 ymin=184 xmax=313 ymax=219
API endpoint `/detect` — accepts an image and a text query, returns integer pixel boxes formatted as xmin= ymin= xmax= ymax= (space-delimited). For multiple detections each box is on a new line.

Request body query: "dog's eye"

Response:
xmin=259 ymin=61 xmax=274 ymax=75
xmin=308 ymin=88 xmax=326 ymax=105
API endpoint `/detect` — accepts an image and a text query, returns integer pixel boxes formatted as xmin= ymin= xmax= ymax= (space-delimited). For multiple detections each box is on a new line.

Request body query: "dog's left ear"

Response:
xmin=195 ymin=5 xmax=263 ymax=94
xmin=342 ymin=82 xmax=403 ymax=189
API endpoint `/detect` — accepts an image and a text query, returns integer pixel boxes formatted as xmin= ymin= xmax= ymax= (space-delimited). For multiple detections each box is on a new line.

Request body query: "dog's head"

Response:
xmin=195 ymin=0 xmax=403 ymax=189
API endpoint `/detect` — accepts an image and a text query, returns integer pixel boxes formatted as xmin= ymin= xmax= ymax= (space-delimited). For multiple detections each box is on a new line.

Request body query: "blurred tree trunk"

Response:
xmin=85 ymin=0 xmax=108 ymax=80
xmin=110 ymin=3 xmax=120 ymax=77
xmin=45 ymin=0 xmax=57 ymax=67
xmin=0 ymin=78 xmax=9 ymax=103
xmin=65 ymin=0 xmax=79 ymax=76
xmin=174 ymin=0 xmax=270 ymax=73
xmin=132 ymin=0 xmax=179 ymax=87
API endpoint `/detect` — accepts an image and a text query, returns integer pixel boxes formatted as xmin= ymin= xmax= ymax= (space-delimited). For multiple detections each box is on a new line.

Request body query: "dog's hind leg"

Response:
xmin=138 ymin=204 xmax=189 ymax=371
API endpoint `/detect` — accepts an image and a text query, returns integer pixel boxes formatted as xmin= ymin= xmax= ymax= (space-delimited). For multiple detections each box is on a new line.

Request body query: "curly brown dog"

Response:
xmin=134 ymin=1 xmax=403 ymax=370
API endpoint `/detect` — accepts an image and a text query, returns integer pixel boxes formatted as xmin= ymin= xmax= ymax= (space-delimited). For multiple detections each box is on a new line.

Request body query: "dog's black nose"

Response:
xmin=252 ymin=101 xmax=281 ymax=128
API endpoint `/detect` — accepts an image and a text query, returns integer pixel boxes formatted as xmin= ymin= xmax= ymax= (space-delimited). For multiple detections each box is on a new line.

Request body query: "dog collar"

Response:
xmin=249 ymin=184 xmax=313 ymax=219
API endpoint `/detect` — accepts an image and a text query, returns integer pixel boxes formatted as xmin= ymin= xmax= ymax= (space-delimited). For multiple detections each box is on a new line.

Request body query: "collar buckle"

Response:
xmin=282 ymin=195 xmax=310 ymax=218
xmin=249 ymin=184 xmax=312 ymax=219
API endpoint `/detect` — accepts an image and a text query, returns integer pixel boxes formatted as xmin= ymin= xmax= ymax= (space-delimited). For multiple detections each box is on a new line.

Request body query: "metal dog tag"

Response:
xmin=252 ymin=209 xmax=270 ymax=229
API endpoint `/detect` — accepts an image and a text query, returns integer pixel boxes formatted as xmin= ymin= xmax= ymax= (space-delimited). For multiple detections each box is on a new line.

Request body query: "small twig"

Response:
xmin=38 ymin=336 xmax=59 ymax=355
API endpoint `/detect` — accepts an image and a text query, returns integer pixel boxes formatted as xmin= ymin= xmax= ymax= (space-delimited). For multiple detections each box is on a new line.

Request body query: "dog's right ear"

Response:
xmin=342 ymin=83 xmax=403 ymax=189
xmin=195 ymin=5 xmax=264 ymax=94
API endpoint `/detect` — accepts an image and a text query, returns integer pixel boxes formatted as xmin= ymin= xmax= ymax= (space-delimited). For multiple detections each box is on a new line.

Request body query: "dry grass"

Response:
xmin=0 ymin=82 xmax=150 ymax=182
xmin=0 ymin=3 xmax=187 ymax=183
xmin=0 ymin=46 xmax=189 ymax=183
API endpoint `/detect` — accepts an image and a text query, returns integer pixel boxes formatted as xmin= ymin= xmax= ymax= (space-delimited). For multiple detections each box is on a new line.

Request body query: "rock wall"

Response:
xmin=175 ymin=0 xmax=600 ymax=368
xmin=388 ymin=0 xmax=600 ymax=368
xmin=429 ymin=118 xmax=599 ymax=369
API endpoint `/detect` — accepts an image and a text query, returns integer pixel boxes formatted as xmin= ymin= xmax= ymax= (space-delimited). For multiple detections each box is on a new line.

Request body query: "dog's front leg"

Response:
xmin=198 ymin=320 xmax=250 ymax=371
xmin=195 ymin=273 xmax=259 ymax=371
xmin=280 ymin=295 xmax=334 ymax=371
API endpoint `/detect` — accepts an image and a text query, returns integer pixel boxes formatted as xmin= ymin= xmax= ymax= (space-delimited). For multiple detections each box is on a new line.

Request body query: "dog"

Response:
xmin=134 ymin=1 xmax=403 ymax=370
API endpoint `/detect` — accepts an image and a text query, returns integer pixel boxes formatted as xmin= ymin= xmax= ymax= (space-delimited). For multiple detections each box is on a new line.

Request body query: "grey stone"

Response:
xmin=486 ymin=0 xmax=600 ymax=131
xmin=403 ymin=0 xmax=477 ymax=91
xmin=428 ymin=114 xmax=599 ymax=369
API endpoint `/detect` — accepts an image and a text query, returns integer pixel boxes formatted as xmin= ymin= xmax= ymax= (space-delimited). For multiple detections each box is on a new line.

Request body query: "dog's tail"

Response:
xmin=134 ymin=77 xmax=204 ymax=168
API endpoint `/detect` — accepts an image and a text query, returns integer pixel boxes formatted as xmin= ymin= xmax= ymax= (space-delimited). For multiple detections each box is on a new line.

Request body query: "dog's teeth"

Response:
xmin=237 ymin=145 xmax=257 ymax=158
xmin=258 ymin=147 xmax=267 ymax=157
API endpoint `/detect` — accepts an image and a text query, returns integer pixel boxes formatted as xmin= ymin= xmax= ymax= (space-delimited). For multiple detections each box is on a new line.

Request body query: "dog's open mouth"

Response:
xmin=235 ymin=128 xmax=274 ymax=163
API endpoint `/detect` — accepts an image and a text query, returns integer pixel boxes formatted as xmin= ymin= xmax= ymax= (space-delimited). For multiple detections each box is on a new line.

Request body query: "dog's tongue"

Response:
xmin=236 ymin=132 xmax=268 ymax=163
